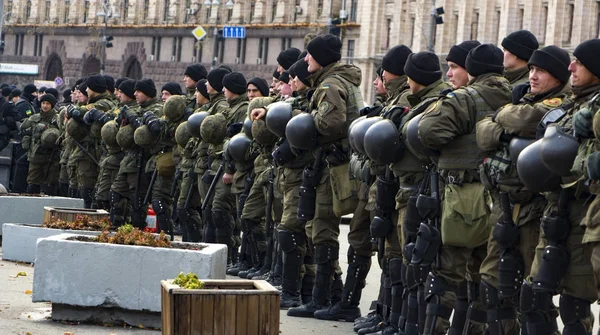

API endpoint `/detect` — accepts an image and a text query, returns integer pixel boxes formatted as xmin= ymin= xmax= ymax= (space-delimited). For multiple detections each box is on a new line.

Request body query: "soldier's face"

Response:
xmin=569 ymin=58 xmax=600 ymax=87
xmin=71 ymin=90 xmax=79 ymax=102
xmin=446 ymin=61 xmax=469 ymax=89
xmin=77 ymin=91 xmax=88 ymax=103
xmin=289 ymin=78 xmax=298 ymax=92
xmin=294 ymin=77 xmax=307 ymax=91
xmin=183 ymin=75 xmax=196 ymax=89
xmin=119 ymin=92 xmax=132 ymax=104
xmin=305 ymin=53 xmax=323 ymax=73
xmin=206 ymin=81 xmax=218 ymax=94
xmin=41 ymin=101 xmax=52 ymax=112
xmin=277 ymin=64 xmax=285 ymax=75
xmin=114 ymin=89 xmax=122 ymax=101
xmin=134 ymin=90 xmax=151 ymax=104
xmin=195 ymin=90 xmax=209 ymax=105
xmin=161 ymin=90 xmax=173 ymax=102
xmin=247 ymin=84 xmax=262 ymax=101
xmin=224 ymin=87 xmax=236 ymax=100
xmin=373 ymin=76 xmax=386 ymax=95
xmin=529 ymin=65 xmax=561 ymax=95
xmin=503 ymin=49 xmax=520 ymax=70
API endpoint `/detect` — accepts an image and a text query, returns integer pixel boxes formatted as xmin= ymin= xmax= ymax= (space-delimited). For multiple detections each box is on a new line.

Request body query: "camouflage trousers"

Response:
xmin=241 ymin=167 xmax=269 ymax=253
xmin=347 ymin=181 xmax=375 ymax=258
xmin=177 ymin=168 xmax=202 ymax=238
xmin=27 ymin=161 xmax=59 ymax=186
xmin=110 ymin=154 xmax=151 ymax=225
xmin=94 ymin=152 xmax=124 ymax=205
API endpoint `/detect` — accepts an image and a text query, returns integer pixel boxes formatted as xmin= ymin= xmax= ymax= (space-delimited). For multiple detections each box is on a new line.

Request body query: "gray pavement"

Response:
xmin=0 ymin=224 xmax=598 ymax=334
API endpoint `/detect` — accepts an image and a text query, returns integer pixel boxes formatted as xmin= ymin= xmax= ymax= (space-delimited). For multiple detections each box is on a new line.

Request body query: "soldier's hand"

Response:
xmin=226 ymin=122 xmax=243 ymax=137
xmin=222 ymin=172 xmax=233 ymax=185
xmin=586 ymin=152 xmax=600 ymax=180
xmin=142 ymin=111 xmax=157 ymax=125
xmin=250 ymin=108 xmax=266 ymax=121
xmin=573 ymin=108 xmax=594 ymax=138
xmin=511 ymin=83 xmax=530 ymax=105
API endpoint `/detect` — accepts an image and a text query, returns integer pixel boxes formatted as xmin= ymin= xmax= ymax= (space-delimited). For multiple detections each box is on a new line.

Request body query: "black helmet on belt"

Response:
xmin=265 ymin=101 xmax=293 ymax=138
xmin=349 ymin=117 xmax=382 ymax=155
xmin=364 ymin=119 xmax=405 ymax=164
xmin=517 ymin=139 xmax=561 ymax=193
xmin=187 ymin=111 xmax=209 ymax=138
xmin=405 ymin=113 xmax=439 ymax=161
xmin=285 ymin=113 xmax=318 ymax=150
xmin=508 ymin=137 xmax=535 ymax=163
xmin=540 ymin=125 xmax=579 ymax=176
xmin=227 ymin=133 xmax=252 ymax=162
xmin=243 ymin=117 xmax=253 ymax=140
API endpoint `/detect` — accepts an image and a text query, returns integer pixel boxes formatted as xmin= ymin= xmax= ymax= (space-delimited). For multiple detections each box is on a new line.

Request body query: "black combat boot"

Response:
xmin=202 ymin=207 xmax=216 ymax=243
xmin=315 ymin=249 xmax=370 ymax=322
xmin=279 ymin=230 xmax=304 ymax=309
xmin=59 ymin=182 xmax=69 ymax=197
xmin=287 ymin=244 xmax=337 ymax=318
xmin=153 ymin=199 xmax=174 ymax=240
xmin=67 ymin=186 xmax=79 ymax=198
xmin=79 ymin=187 xmax=95 ymax=209
xmin=267 ymin=238 xmax=283 ymax=288
xmin=26 ymin=184 xmax=41 ymax=195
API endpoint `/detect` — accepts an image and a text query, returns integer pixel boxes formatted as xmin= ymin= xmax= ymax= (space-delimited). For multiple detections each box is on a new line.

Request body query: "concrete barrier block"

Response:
xmin=1 ymin=224 xmax=101 ymax=263
xmin=0 ymin=196 xmax=84 ymax=235
xmin=32 ymin=234 xmax=227 ymax=313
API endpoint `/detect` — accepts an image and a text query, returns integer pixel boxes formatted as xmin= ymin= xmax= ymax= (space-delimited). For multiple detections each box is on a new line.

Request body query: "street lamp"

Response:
xmin=97 ymin=0 xmax=120 ymax=75
xmin=209 ymin=0 xmax=234 ymax=68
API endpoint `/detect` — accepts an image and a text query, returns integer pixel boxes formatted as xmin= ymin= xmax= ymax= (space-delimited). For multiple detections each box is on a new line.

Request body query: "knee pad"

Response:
xmin=177 ymin=207 xmax=190 ymax=222
xmin=370 ymin=215 xmax=393 ymax=238
xmin=424 ymin=272 xmax=449 ymax=302
xmin=212 ymin=209 xmax=233 ymax=234
xmin=559 ymin=294 xmax=591 ymax=333
xmin=404 ymin=195 xmax=423 ymax=236
xmin=152 ymin=199 xmax=167 ymax=215
xmin=278 ymin=230 xmax=306 ymax=254
xmin=376 ymin=176 xmax=398 ymax=213
xmin=109 ymin=191 xmax=123 ymax=210
xmin=520 ymin=280 xmax=553 ymax=313
xmin=541 ymin=214 xmax=571 ymax=244
xmin=533 ymin=244 xmax=570 ymax=293
xmin=403 ymin=242 xmax=415 ymax=263
xmin=492 ymin=222 xmax=520 ymax=249
xmin=314 ymin=244 xmax=339 ymax=264
xmin=480 ymin=281 xmax=500 ymax=309
xmin=388 ymin=258 xmax=404 ymax=287
xmin=498 ymin=249 xmax=525 ymax=299
xmin=412 ymin=223 xmax=441 ymax=265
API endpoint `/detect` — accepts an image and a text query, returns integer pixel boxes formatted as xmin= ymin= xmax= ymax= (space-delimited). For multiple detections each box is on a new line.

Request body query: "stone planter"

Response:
xmin=1 ymin=223 xmax=102 ymax=263
xmin=32 ymin=233 xmax=227 ymax=328
xmin=0 ymin=196 xmax=84 ymax=236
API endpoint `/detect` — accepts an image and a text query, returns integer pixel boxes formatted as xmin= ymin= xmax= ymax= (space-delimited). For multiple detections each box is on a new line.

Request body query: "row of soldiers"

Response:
xmin=14 ymin=29 xmax=600 ymax=335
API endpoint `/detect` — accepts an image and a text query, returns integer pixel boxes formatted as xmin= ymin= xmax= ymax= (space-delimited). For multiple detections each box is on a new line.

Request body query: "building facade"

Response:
xmin=1 ymin=0 xmax=599 ymax=104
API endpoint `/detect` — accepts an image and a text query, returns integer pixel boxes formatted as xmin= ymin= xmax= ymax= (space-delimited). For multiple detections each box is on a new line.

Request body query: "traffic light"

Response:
xmin=435 ymin=7 xmax=444 ymax=24
xmin=0 ymin=41 xmax=5 ymax=54
xmin=104 ymin=36 xmax=114 ymax=48
xmin=329 ymin=18 xmax=341 ymax=37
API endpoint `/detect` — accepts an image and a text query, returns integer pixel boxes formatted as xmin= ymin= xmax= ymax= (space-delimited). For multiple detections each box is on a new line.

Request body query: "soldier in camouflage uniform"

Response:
xmin=476 ymin=46 xmax=572 ymax=334
xmin=195 ymin=68 xmax=230 ymax=244
xmin=143 ymin=95 xmax=189 ymax=236
xmin=519 ymin=39 xmax=600 ymax=335
xmin=373 ymin=66 xmax=387 ymax=106
xmin=416 ymin=44 xmax=512 ymax=335
xmin=65 ymin=80 xmax=88 ymax=198
xmin=183 ymin=64 xmax=208 ymax=110
xmin=160 ymin=82 xmax=183 ymax=102
xmin=176 ymin=79 xmax=211 ymax=242
xmin=110 ymin=79 xmax=162 ymax=228
xmin=93 ymin=79 xmax=139 ymax=210
xmin=501 ymin=30 xmax=539 ymax=86
xmin=21 ymin=94 xmax=60 ymax=194
xmin=287 ymin=34 xmax=364 ymax=318
xmin=57 ymin=89 xmax=76 ymax=197
xmin=66 ymin=75 xmax=117 ymax=208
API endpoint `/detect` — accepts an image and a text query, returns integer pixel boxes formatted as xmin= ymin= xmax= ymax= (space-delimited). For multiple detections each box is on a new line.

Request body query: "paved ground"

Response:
xmin=0 ymin=224 xmax=598 ymax=334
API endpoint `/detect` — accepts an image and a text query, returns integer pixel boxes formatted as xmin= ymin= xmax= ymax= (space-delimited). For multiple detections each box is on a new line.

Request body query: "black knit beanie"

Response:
xmin=45 ymin=88 xmax=59 ymax=99
xmin=161 ymin=82 xmax=184 ymax=96
xmin=382 ymin=45 xmax=413 ymax=76
xmin=86 ymin=74 xmax=107 ymax=94
xmin=528 ymin=45 xmax=571 ymax=84
xmin=185 ymin=64 xmax=208 ymax=82
xmin=299 ymin=50 xmax=307 ymax=61
xmin=573 ymin=39 xmax=600 ymax=79
xmin=376 ymin=66 xmax=383 ymax=79
xmin=23 ymin=83 xmax=37 ymax=96
xmin=195 ymin=79 xmax=210 ymax=99
xmin=272 ymin=69 xmax=280 ymax=79
xmin=446 ymin=40 xmax=481 ymax=69
xmin=248 ymin=77 xmax=269 ymax=97
xmin=293 ymin=60 xmax=311 ymax=87
xmin=62 ymin=89 xmax=72 ymax=103
xmin=115 ymin=77 xmax=129 ymax=91
xmin=103 ymin=75 xmax=115 ymax=93
xmin=222 ymin=72 xmax=247 ymax=95
xmin=279 ymin=71 xmax=290 ymax=84
xmin=79 ymin=82 xmax=89 ymax=96
xmin=119 ymin=79 xmax=137 ymax=99
xmin=277 ymin=48 xmax=302 ymax=70
xmin=9 ymin=89 xmax=21 ymax=100
xmin=1 ymin=87 xmax=12 ymax=97
xmin=501 ymin=30 xmax=539 ymax=61
xmin=134 ymin=78 xmax=157 ymax=98
xmin=207 ymin=68 xmax=231 ymax=92
xmin=465 ymin=44 xmax=504 ymax=77
xmin=39 ymin=86 xmax=47 ymax=93
xmin=288 ymin=63 xmax=297 ymax=78
xmin=404 ymin=51 xmax=442 ymax=86
xmin=39 ymin=93 xmax=57 ymax=107
xmin=306 ymin=34 xmax=342 ymax=68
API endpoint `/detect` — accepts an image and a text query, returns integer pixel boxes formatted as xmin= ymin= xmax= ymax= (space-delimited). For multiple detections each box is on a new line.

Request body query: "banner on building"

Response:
xmin=0 ymin=63 xmax=39 ymax=75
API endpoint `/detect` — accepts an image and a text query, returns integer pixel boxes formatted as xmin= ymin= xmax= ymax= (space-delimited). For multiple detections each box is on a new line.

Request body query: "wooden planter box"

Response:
xmin=43 ymin=206 xmax=108 ymax=223
xmin=161 ymin=279 xmax=280 ymax=335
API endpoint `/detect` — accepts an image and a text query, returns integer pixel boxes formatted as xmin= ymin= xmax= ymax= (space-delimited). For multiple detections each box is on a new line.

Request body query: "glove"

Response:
xmin=183 ymin=108 xmax=193 ymax=121
xmin=127 ymin=114 xmax=141 ymax=129
xmin=587 ymin=152 xmax=600 ymax=180
xmin=142 ymin=111 xmax=158 ymax=125
xmin=573 ymin=108 xmax=594 ymax=139
xmin=147 ymin=118 xmax=164 ymax=135
xmin=67 ymin=105 xmax=82 ymax=121
xmin=226 ymin=122 xmax=243 ymax=138
xmin=83 ymin=108 xmax=102 ymax=125
xmin=359 ymin=105 xmax=384 ymax=118
xmin=511 ymin=83 xmax=530 ymax=104
xmin=272 ymin=139 xmax=295 ymax=166
xmin=499 ymin=132 xmax=515 ymax=143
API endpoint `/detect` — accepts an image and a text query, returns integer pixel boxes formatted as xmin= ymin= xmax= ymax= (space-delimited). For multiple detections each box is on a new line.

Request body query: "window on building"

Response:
xmin=293 ymin=0 xmax=300 ymax=22
xmin=33 ymin=34 xmax=43 ymax=56
xmin=172 ymin=37 xmax=177 ymax=60
xmin=517 ymin=7 xmax=524 ymax=30
xmin=565 ymin=3 xmax=574 ymax=44
xmin=540 ymin=5 xmax=548 ymax=43
xmin=151 ymin=36 xmax=162 ymax=61
xmin=163 ymin=0 xmax=169 ymax=21
xmin=194 ymin=41 xmax=202 ymax=63
xmin=206 ymin=5 xmax=211 ymax=22
xmin=271 ymin=1 xmax=277 ymax=22
xmin=64 ymin=0 xmax=70 ymax=23
xmin=597 ymin=2 xmax=600 ymax=38
xmin=409 ymin=16 xmax=415 ymax=47
xmin=385 ymin=18 xmax=391 ymax=49
xmin=347 ymin=39 xmax=355 ymax=64
xmin=83 ymin=0 xmax=91 ymax=23
xmin=350 ymin=0 xmax=358 ymax=22
xmin=258 ymin=38 xmax=263 ymax=63
xmin=6 ymin=1 xmax=12 ymax=17
xmin=44 ymin=0 xmax=51 ymax=21
xmin=144 ymin=0 xmax=150 ymax=19
xmin=494 ymin=9 xmax=501 ymax=43
xmin=227 ymin=8 xmax=233 ymax=22
xmin=241 ymin=39 xmax=246 ymax=64
xmin=123 ymin=0 xmax=129 ymax=20
xmin=317 ymin=0 xmax=324 ymax=17
xmin=26 ymin=0 xmax=32 ymax=19
xmin=470 ymin=11 xmax=479 ymax=40
xmin=14 ymin=34 xmax=19 ymax=55
xmin=258 ymin=37 xmax=269 ymax=64
xmin=250 ymin=1 xmax=255 ymax=22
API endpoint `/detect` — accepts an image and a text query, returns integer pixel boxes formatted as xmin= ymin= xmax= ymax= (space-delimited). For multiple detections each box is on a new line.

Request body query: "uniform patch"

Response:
xmin=446 ymin=92 xmax=454 ymax=98
xmin=542 ymin=98 xmax=562 ymax=107
xmin=318 ymin=102 xmax=330 ymax=114
xmin=322 ymin=84 xmax=330 ymax=89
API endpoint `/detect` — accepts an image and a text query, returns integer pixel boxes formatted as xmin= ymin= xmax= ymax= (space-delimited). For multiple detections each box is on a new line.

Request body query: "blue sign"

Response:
xmin=54 ymin=77 xmax=64 ymax=86
xmin=223 ymin=26 xmax=246 ymax=39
